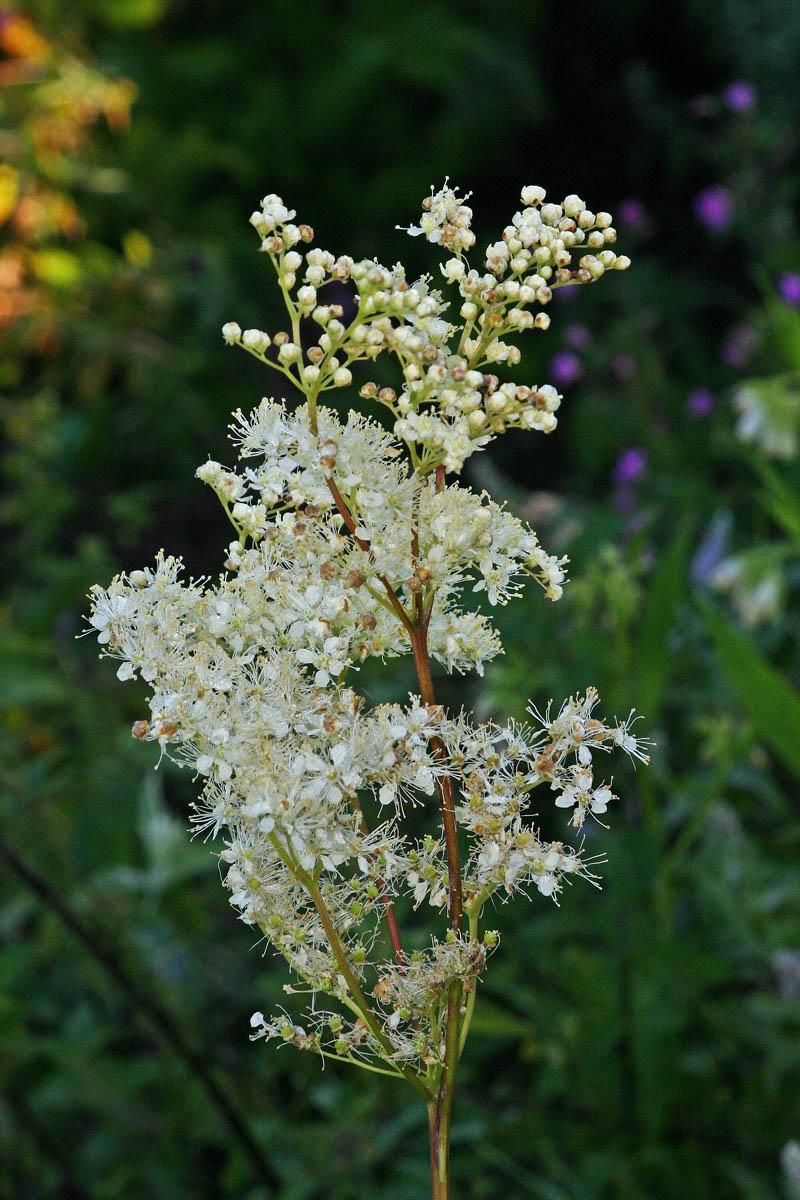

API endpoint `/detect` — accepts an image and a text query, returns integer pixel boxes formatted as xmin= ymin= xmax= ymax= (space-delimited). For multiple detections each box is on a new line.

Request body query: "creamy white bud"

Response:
xmin=540 ymin=203 xmax=563 ymax=224
xmin=242 ymin=328 xmax=271 ymax=352
xmin=562 ymin=194 xmax=585 ymax=218
xmin=278 ymin=341 xmax=301 ymax=364
xmin=441 ymin=258 xmax=466 ymax=283
xmin=521 ymin=184 xmax=546 ymax=205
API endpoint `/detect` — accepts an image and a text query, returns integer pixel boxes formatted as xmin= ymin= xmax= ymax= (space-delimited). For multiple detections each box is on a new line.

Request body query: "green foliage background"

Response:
xmin=1 ymin=2 xmax=800 ymax=1197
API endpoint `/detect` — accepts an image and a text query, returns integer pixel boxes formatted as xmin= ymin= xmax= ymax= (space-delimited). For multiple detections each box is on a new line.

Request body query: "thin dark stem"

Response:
xmin=380 ymin=888 xmax=406 ymax=965
xmin=349 ymin=795 xmax=406 ymax=966
xmin=326 ymin=474 xmax=413 ymax=633
xmin=0 ymin=836 xmax=280 ymax=1193
xmin=411 ymin=484 xmax=424 ymax=627
xmin=427 ymin=1102 xmax=443 ymax=1200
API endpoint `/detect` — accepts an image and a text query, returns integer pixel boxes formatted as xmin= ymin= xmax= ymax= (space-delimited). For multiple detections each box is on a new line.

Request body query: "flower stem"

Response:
xmin=409 ymin=628 xmax=462 ymax=932
xmin=267 ymin=833 xmax=429 ymax=1101
xmin=408 ymin=562 xmax=464 ymax=1199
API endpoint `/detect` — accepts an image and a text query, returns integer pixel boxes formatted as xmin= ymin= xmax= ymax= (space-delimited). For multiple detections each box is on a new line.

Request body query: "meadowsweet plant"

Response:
xmin=87 ymin=181 xmax=648 ymax=1198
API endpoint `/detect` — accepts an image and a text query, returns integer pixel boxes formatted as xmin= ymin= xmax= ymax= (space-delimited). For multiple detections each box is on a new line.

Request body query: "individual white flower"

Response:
xmin=399 ymin=180 xmax=476 ymax=254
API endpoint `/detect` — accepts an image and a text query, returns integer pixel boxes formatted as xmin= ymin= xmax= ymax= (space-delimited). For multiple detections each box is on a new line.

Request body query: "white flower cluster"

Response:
xmin=88 ymin=182 xmax=646 ymax=1086
xmin=443 ymin=689 xmax=650 ymax=904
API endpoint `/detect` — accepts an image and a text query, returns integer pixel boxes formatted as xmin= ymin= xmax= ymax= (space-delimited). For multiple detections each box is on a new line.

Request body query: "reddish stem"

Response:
xmin=331 ymin=461 xmax=464 ymax=1200
xmin=409 ymin=629 xmax=462 ymax=932
xmin=325 ymin=475 xmax=409 ymax=965
xmin=381 ymin=891 xmax=406 ymax=965
xmin=350 ymin=797 xmax=406 ymax=967
xmin=326 ymin=475 xmax=412 ymax=633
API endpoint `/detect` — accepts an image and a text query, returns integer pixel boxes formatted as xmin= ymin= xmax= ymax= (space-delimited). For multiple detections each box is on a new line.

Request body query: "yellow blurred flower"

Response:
xmin=0 ymin=164 xmax=19 ymax=224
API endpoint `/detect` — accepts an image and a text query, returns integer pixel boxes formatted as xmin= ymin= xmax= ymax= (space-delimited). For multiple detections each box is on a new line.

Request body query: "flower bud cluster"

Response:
xmin=221 ymin=182 xmax=628 ymax=476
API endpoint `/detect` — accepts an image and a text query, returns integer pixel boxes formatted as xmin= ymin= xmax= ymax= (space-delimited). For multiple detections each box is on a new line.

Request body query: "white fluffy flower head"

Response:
xmin=87 ymin=180 xmax=645 ymax=1097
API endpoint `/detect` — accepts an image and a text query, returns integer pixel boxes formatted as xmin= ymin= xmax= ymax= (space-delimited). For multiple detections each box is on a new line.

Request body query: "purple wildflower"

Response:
xmin=549 ymin=350 xmax=581 ymax=386
xmin=724 ymin=81 xmax=757 ymax=113
xmin=693 ymin=185 xmax=733 ymax=232
xmin=613 ymin=447 xmax=648 ymax=486
xmin=778 ymin=272 xmax=800 ymax=307
xmin=688 ymin=387 xmax=715 ymax=417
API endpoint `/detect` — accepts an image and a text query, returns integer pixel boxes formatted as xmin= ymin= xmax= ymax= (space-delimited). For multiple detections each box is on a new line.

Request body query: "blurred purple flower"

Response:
xmin=724 ymin=81 xmax=757 ymax=113
xmin=549 ymin=350 xmax=581 ymax=386
xmin=778 ymin=272 xmax=800 ymax=307
xmin=612 ymin=354 xmax=636 ymax=380
xmin=618 ymin=198 xmax=646 ymax=229
xmin=693 ymin=185 xmax=733 ymax=232
xmin=688 ymin=387 xmax=715 ymax=417
xmin=564 ymin=323 xmax=590 ymax=349
xmin=614 ymin=486 xmax=636 ymax=513
xmin=691 ymin=511 xmax=732 ymax=584
xmin=613 ymin=447 xmax=648 ymax=486
xmin=721 ymin=323 xmax=757 ymax=367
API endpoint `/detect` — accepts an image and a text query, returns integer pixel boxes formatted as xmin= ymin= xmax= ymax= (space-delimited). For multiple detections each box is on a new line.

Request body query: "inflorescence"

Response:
xmin=87 ymin=182 xmax=647 ymax=1086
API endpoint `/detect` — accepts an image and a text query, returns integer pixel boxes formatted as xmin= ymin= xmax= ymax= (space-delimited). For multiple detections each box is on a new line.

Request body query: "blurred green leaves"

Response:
xmin=701 ymin=598 xmax=800 ymax=778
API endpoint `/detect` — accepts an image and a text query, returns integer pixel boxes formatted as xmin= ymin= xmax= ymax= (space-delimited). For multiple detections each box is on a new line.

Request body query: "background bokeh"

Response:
xmin=2 ymin=2 xmax=800 ymax=1197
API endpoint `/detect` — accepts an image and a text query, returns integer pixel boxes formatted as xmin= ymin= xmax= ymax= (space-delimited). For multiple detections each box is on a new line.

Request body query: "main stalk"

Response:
xmin=410 ymin=614 xmax=463 ymax=1200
